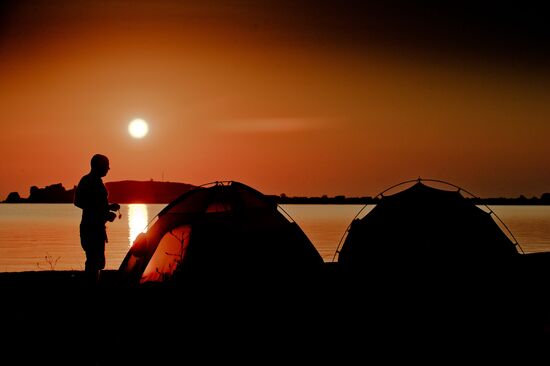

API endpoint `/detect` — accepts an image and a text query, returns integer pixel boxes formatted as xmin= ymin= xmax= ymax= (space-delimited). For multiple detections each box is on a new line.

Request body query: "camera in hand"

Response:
xmin=109 ymin=203 xmax=121 ymax=211
xmin=107 ymin=211 xmax=117 ymax=222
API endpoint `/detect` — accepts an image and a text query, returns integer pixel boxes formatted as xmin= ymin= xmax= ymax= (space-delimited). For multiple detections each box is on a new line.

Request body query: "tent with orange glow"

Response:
xmin=118 ymin=181 xmax=324 ymax=288
xmin=336 ymin=179 xmax=522 ymax=274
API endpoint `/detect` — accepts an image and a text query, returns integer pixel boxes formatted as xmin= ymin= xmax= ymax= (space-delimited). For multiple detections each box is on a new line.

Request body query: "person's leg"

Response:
xmin=83 ymin=238 xmax=105 ymax=288
xmin=84 ymin=256 xmax=99 ymax=288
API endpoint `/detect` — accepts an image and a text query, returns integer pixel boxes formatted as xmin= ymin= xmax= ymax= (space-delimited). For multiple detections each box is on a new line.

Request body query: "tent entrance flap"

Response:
xmin=140 ymin=225 xmax=191 ymax=283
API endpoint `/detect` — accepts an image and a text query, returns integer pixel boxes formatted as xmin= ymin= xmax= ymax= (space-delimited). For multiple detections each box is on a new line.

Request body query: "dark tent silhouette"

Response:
xmin=118 ymin=181 xmax=324 ymax=289
xmin=336 ymin=179 xmax=521 ymax=274
xmin=331 ymin=180 xmax=542 ymax=350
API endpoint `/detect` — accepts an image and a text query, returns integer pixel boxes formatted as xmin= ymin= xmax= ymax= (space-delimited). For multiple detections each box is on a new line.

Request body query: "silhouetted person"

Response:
xmin=74 ymin=154 xmax=120 ymax=287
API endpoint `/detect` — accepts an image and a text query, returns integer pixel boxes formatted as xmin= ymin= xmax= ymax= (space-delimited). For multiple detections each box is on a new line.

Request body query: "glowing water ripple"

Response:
xmin=128 ymin=204 xmax=148 ymax=247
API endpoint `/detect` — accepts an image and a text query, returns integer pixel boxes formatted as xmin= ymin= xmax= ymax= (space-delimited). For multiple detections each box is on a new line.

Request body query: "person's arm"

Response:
xmin=73 ymin=177 xmax=88 ymax=209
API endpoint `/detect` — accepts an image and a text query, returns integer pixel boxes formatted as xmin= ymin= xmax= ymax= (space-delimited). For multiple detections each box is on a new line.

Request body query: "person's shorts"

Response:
xmin=80 ymin=228 xmax=107 ymax=270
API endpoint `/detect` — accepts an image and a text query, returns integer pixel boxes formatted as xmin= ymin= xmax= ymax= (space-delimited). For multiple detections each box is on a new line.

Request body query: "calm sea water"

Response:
xmin=0 ymin=204 xmax=549 ymax=272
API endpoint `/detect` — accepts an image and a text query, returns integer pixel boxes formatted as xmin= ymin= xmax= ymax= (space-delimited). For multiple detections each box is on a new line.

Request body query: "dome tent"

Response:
xmin=336 ymin=179 xmax=522 ymax=275
xmin=331 ymin=180 xmax=536 ymax=355
xmin=111 ymin=182 xmax=329 ymax=363
xmin=118 ymin=181 xmax=324 ymax=289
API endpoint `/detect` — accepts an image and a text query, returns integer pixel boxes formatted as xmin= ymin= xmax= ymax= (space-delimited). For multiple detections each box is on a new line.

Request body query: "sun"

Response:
xmin=128 ymin=118 xmax=149 ymax=139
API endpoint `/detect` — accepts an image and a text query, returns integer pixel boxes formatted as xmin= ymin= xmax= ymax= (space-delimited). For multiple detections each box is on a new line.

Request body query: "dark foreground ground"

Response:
xmin=2 ymin=255 xmax=550 ymax=365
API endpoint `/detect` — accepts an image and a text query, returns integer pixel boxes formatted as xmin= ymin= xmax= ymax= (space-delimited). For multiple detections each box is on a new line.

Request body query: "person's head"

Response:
xmin=90 ymin=154 xmax=110 ymax=177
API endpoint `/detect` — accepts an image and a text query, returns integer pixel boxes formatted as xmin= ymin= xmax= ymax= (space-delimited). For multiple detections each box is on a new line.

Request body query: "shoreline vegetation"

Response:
xmin=2 ymin=180 xmax=550 ymax=205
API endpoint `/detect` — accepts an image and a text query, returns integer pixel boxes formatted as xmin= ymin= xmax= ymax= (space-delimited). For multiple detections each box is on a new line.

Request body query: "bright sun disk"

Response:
xmin=128 ymin=118 xmax=149 ymax=138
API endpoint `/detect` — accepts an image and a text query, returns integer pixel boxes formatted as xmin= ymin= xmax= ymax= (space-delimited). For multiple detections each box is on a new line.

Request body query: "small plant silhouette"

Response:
xmin=42 ymin=253 xmax=61 ymax=271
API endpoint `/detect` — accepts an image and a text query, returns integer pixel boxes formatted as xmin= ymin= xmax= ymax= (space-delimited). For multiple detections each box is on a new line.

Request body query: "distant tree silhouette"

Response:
xmin=28 ymin=183 xmax=73 ymax=203
xmin=4 ymin=192 xmax=22 ymax=203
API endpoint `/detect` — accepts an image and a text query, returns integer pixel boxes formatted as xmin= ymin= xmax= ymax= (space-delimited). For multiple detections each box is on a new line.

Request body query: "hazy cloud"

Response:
xmin=213 ymin=117 xmax=327 ymax=133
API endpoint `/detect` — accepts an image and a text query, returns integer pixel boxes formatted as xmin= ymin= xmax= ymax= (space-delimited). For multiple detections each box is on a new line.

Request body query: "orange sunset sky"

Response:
xmin=1 ymin=1 xmax=549 ymax=199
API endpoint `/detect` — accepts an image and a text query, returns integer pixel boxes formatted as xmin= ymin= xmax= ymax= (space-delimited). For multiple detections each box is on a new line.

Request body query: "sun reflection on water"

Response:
xmin=128 ymin=204 xmax=149 ymax=247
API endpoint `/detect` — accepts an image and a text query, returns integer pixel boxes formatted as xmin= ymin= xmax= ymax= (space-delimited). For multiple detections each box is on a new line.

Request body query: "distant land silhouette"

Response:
xmin=274 ymin=193 xmax=550 ymax=205
xmin=2 ymin=180 xmax=196 ymax=204
xmin=2 ymin=181 xmax=550 ymax=205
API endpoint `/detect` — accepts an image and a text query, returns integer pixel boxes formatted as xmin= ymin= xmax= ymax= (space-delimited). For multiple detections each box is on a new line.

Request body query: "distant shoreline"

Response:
xmin=276 ymin=196 xmax=550 ymax=205
xmin=2 ymin=197 xmax=550 ymax=205
xmin=3 ymin=180 xmax=550 ymax=205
